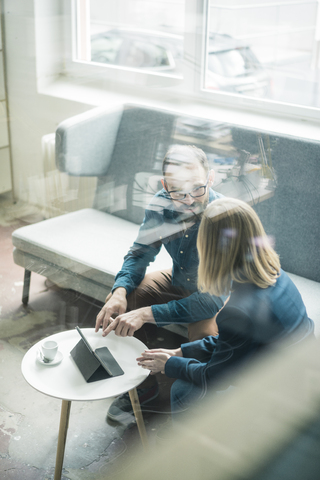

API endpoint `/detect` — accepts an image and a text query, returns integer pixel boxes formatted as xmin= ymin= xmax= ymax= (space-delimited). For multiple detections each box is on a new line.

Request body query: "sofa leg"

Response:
xmin=22 ymin=270 xmax=31 ymax=305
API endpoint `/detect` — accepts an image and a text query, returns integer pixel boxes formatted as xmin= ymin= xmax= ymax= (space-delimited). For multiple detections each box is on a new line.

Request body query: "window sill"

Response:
xmin=39 ymin=77 xmax=320 ymax=143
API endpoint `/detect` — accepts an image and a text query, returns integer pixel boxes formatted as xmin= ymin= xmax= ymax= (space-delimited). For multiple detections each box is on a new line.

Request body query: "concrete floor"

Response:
xmin=0 ymin=193 xmax=184 ymax=480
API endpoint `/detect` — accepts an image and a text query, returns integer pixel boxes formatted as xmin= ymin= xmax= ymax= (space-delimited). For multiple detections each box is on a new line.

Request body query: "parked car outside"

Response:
xmin=90 ymin=28 xmax=183 ymax=75
xmin=90 ymin=28 xmax=271 ymax=97
xmin=205 ymin=33 xmax=270 ymax=97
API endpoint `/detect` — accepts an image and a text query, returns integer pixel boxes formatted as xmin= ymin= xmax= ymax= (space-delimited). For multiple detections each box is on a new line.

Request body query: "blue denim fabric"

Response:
xmin=165 ymin=270 xmax=314 ymax=388
xmin=112 ymin=188 xmax=225 ymax=326
xmin=170 ymin=379 xmax=205 ymax=418
xmin=170 ymin=380 xmax=235 ymax=419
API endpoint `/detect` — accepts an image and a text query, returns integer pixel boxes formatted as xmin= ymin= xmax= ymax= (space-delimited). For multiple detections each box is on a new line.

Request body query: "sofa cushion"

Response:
xmin=12 ymin=208 xmax=172 ymax=287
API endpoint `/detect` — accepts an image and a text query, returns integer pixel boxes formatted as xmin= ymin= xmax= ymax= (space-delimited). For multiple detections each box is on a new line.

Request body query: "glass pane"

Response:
xmin=91 ymin=35 xmax=124 ymax=64
xmin=205 ymin=1 xmax=320 ymax=107
xmin=86 ymin=0 xmax=185 ymax=77
xmin=2 ymin=3 xmax=320 ymax=479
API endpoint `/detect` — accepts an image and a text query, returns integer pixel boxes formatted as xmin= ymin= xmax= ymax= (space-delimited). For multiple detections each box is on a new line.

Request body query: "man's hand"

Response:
xmin=95 ymin=287 xmax=127 ymax=333
xmin=102 ymin=306 xmax=156 ymax=337
xmin=137 ymin=347 xmax=182 ymax=374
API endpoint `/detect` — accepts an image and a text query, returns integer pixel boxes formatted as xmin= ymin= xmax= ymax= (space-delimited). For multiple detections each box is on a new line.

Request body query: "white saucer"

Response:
xmin=37 ymin=350 xmax=63 ymax=366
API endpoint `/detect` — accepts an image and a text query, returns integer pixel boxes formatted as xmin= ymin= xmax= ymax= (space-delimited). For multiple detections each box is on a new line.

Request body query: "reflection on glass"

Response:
xmin=205 ymin=36 xmax=271 ymax=97
xmin=208 ymin=50 xmax=246 ymax=77
xmin=172 ymin=114 xmax=276 ymax=208
xmin=86 ymin=0 xmax=185 ymax=77
xmin=206 ymin=1 xmax=320 ymax=107
xmin=208 ymin=49 xmax=256 ymax=78
xmin=91 ymin=36 xmax=124 ymax=64
xmin=94 ymin=107 xmax=277 ymax=226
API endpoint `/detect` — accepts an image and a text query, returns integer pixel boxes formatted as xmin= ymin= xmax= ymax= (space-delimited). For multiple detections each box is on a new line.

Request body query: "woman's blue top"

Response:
xmin=165 ymin=269 xmax=314 ymax=388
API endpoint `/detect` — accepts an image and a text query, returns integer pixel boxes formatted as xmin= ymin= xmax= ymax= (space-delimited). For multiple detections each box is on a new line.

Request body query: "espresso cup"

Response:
xmin=41 ymin=340 xmax=58 ymax=362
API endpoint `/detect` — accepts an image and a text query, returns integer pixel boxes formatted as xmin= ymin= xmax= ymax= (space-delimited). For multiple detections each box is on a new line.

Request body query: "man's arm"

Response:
xmin=152 ymin=290 xmax=227 ymax=326
xmin=96 ymin=239 xmax=161 ymax=335
xmin=111 ymin=207 xmax=164 ymax=295
xmin=112 ymin=241 xmax=161 ymax=295
xmin=101 ymin=305 xmax=156 ymax=337
xmin=95 ymin=204 xmax=164 ymax=333
xmin=95 ymin=287 xmax=127 ymax=332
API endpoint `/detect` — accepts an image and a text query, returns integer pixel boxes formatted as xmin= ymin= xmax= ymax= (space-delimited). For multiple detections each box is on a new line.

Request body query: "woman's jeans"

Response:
xmin=170 ymin=379 xmax=235 ymax=421
xmin=170 ymin=379 xmax=205 ymax=419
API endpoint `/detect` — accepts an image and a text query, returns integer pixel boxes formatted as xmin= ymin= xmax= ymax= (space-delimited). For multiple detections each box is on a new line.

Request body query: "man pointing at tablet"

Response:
xmin=95 ymin=144 xmax=225 ymax=421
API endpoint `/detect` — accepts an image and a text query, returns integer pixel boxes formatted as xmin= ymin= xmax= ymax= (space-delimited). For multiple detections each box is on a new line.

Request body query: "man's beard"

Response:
xmin=175 ymin=196 xmax=209 ymax=221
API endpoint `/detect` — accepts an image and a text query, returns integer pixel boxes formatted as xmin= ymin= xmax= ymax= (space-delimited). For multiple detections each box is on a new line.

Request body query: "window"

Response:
xmin=74 ymin=0 xmax=185 ymax=78
xmin=71 ymin=0 xmax=320 ymax=117
xmin=205 ymin=0 xmax=320 ymax=108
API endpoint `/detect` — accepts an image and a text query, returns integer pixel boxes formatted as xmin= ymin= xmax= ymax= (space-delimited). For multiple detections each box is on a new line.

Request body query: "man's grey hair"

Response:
xmin=162 ymin=145 xmax=209 ymax=176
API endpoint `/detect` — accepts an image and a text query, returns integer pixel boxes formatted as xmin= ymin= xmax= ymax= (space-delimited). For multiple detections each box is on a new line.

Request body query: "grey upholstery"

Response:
xmin=56 ymin=106 xmax=123 ymax=176
xmin=57 ymin=104 xmax=320 ymax=282
xmin=12 ymin=104 xmax=320 ymax=337
xmin=93 ymin=105 xmax=176 ymax=224
xmin=12 ymin=206 xmax=178 ymax=326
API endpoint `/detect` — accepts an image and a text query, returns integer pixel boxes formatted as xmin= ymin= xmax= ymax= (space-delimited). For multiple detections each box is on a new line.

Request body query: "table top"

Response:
xmin=21 ymin=328 xmax=149 ymax=401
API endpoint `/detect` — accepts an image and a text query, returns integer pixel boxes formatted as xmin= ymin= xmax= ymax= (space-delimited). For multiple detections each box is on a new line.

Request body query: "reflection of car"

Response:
xmin=205 ymin=34 xmax=271 ymax=97
xmin=90 ymin=28 xmax=183 ymax=75
xmin=90 ymin=29 xmax=270 ymax=97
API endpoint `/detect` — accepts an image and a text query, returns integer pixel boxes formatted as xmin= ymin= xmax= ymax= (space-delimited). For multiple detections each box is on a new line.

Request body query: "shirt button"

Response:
xmin=187 ymin=278 xmax=190 ymax=281
xmin=181 ymin=267 xmax=183 ymax=270
xmin=180 ymin=251 xmax=183 ymax=254
xmin=185 ymin=234 xmax=188 ymax=238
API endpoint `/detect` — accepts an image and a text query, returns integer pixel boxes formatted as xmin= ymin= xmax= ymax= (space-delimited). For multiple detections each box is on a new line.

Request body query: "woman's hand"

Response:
xmin=137 ymin=347 xmax=182 ymax=375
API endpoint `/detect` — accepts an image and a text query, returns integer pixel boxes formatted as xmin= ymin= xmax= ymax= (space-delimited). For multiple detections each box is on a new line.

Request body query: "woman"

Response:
xmin=137 ymin=198 xmax=314 ymax=416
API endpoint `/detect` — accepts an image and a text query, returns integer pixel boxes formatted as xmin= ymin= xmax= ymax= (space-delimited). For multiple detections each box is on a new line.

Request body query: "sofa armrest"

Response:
xmin=55 ymin=105 xmax=124 ymax=176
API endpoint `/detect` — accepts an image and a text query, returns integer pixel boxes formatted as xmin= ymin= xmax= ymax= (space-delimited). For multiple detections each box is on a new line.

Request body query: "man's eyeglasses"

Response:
xmin=164 ymin=174 xmax=210 ymax=201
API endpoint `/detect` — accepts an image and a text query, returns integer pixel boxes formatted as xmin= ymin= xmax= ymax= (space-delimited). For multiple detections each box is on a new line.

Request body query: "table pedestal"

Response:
xmin=128 ymin=388 xmax=149 ymax=448
xmin=54 ymin=400 xmax=71 ymax=480
xmin=54 ymin=388 xmax=148 ymax=480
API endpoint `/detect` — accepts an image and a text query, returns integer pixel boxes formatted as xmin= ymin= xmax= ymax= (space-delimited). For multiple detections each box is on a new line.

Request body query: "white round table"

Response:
xmin=21 ymin=328 xmax=149 ymax=480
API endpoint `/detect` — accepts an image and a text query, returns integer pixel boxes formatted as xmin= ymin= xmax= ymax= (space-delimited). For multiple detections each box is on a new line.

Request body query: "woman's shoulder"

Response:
xmin=225 ymin=270 xmax=306 ymax=320
xmin=222 ymin=274 xmax=282 ymax=316
xmin=273 ymin=269 xmax=302 ymax=299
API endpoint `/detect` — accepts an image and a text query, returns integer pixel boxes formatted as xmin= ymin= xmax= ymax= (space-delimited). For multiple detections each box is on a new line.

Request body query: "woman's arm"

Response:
xmin=166 ymin=309 xmax=255 ymax=387
xmin=137 ymin=347 xmax=182 ymax=374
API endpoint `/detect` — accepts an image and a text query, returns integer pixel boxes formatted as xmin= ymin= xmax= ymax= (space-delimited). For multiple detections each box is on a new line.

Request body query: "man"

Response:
xmin=95 ymin=144 xmax=226 ymax=421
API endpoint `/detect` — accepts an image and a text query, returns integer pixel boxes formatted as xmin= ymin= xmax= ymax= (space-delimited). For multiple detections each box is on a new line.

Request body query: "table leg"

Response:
xmin=22 ymin=269 xmax=31 ymax=305
xmin=54 ymin=399 xmax=72 ymax=480
xmin=129 ymin=388 xmax=149 ymax=449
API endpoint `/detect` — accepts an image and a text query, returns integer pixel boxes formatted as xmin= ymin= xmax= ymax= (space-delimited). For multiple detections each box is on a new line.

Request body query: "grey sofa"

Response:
xmin=12 ymin=104 xmax=320 ymax=337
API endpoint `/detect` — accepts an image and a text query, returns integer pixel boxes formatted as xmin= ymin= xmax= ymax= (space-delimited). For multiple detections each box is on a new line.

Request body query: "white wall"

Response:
xmin=3 ymin=0 xmax=92 ymax=210
xmin=0 ymin=15 xmax=11 ymax=195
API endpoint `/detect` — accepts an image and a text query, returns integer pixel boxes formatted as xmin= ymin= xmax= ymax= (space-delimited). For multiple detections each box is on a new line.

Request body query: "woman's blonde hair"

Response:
xmin=197 ymin=198 xmax=280 ymax=296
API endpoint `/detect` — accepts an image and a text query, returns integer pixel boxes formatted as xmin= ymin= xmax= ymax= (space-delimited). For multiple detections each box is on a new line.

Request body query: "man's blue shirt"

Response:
xmin=112 ymin=188 xmax=226 ymax=326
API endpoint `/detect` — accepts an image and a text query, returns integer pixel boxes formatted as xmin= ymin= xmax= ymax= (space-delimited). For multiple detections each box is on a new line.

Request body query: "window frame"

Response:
xmin=60 ymin=0 xmax=320 ymax=123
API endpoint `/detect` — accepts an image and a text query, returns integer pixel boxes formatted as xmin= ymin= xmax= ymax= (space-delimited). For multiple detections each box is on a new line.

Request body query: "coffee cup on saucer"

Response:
xmin=40 ymin=340 xmax=58 ymax=363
